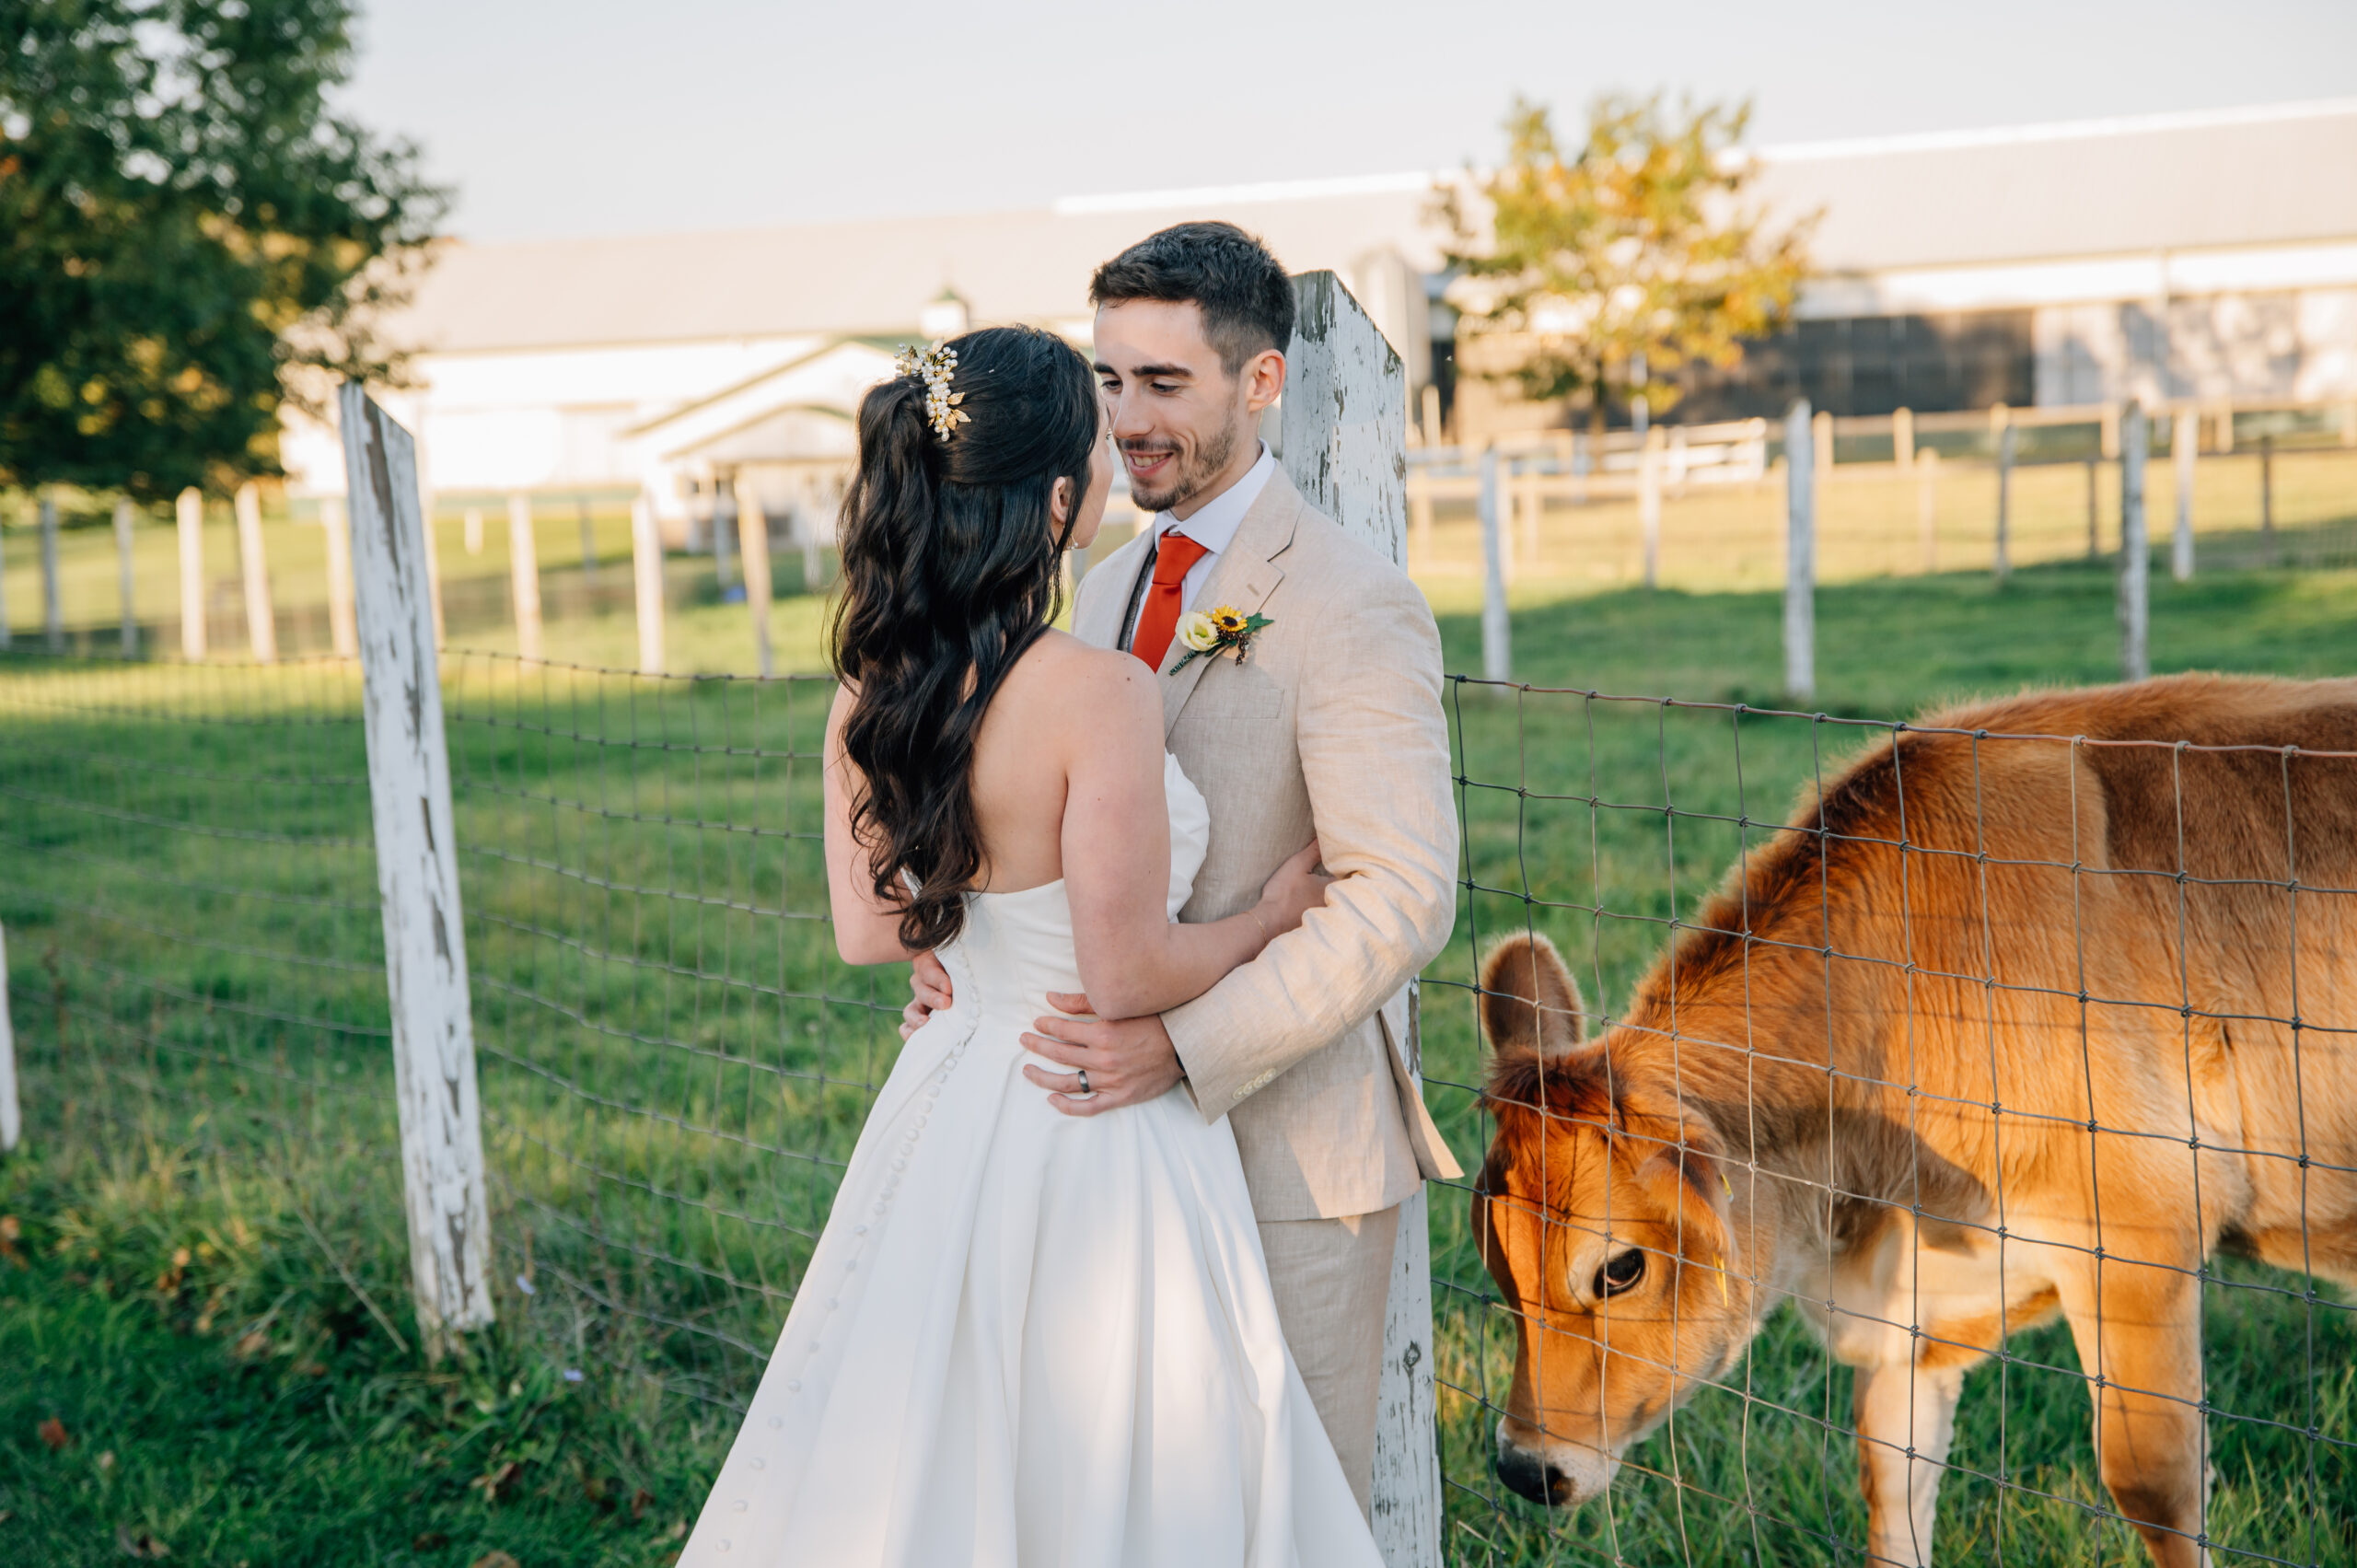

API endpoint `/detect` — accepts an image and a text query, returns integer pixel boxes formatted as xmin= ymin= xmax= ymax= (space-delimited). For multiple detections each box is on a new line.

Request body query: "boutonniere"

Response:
xmin=1171 ymin=604 xmax=1272 ymax=672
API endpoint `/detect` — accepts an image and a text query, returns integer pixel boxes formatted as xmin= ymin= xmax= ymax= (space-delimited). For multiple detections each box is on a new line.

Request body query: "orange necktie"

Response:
xmin=1129 ymin=529 xmax=1211 ymax=670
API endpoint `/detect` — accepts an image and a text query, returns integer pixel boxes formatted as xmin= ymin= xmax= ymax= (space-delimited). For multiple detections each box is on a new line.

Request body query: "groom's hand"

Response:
xmin=1021 ymin=993 xmax=1183 ymax=1117
xmin=900 ymin=949 xmax=954 ymax=1041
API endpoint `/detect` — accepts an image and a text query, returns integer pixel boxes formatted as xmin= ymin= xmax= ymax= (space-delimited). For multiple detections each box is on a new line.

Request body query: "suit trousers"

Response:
xmin=1256 ymin=1202 xmax=1402 ymax=1520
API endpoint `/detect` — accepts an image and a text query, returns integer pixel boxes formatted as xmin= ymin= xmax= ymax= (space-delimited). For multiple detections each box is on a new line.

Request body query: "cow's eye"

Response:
xmin=1594 ymin=1248 xmax=1645 ymax=1299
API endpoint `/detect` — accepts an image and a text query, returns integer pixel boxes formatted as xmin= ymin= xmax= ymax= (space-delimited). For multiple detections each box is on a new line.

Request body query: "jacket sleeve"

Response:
xmin=1162 ymin=566 xmax=1459 ymax=1121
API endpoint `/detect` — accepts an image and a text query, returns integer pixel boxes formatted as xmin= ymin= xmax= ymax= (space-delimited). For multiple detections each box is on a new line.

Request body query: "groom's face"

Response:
xmin=1093 ymin=299 xmax=1284 ymax=517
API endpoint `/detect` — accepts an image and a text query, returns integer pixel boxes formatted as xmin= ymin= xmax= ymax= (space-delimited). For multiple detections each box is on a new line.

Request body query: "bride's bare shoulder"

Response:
xmin=996 ymin=631 xmax=1157 ymax=734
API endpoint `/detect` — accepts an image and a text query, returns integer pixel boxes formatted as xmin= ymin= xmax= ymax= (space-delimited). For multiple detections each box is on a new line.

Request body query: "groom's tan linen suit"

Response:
xmin=1073 ymin=464 xmax=1461 ymax=1507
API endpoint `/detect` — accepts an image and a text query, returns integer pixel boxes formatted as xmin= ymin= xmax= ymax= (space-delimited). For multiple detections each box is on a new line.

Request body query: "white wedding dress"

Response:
xmin=679 ymin=753 xmax=1384 ymax=1567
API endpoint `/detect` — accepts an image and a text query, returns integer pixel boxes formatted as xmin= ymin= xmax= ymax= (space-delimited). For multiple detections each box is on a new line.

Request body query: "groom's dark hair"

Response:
xmin=1089 ymin=222 xmax=1294 ymax=377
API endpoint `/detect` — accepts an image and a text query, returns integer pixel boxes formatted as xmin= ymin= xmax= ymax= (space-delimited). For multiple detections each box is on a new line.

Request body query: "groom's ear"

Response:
xmin=1241 ymin=346 xmax=1286 ymax=414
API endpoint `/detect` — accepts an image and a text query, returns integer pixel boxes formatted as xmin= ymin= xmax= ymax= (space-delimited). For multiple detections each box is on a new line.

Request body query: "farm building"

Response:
xmin=280 ymin=97 xmax=2357 ymax=518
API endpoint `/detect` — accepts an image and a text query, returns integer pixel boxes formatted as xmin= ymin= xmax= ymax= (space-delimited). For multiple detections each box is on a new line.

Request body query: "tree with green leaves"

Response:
xmin=0 ymin=0 xmax=444 ymax=501
xmin=1436 ymin=93 xmax=1813 ymax=429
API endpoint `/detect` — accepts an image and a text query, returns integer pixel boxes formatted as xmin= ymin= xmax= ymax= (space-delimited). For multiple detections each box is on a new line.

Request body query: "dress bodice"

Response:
xmin=935 ymin=752 xmax=1210 ymax=1026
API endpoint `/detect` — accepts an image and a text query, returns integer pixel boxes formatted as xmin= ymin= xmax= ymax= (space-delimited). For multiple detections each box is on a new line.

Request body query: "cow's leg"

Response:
xmin=1854 ymin=1358 xmax=1967 ymax=1568
xmin=2055 ymin=1260 xmax=2209 ymax=1568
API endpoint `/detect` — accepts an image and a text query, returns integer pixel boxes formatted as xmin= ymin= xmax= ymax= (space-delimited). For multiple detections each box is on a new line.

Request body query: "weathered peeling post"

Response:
xmin=114 ymin=498 xmax=137 ymax=656
xmin=176 ymin=487 xmax=205 ymax=658
xmin=40 ymin=493 xmax=64 ymax=652
xmin=2119 ymin=401 xmax=2150 ymax=681
xmin=506 ymin=491 xmax=544 ymax=661
xmin=1784 ymin=398 xmax=1817 ymax=703
xmin=337 ymin=381 xmax=495 ymax=1357
xmin=1280 ymin=270 xmax=1440 ymax=1568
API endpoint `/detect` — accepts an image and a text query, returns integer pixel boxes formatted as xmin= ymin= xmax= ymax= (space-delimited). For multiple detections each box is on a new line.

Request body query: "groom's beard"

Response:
xmin=1123 ymin=423 xmax=1237 ymax=516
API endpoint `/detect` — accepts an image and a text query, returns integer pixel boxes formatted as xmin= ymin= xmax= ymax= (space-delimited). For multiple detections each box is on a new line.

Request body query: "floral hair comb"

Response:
xmin=894 ymin=340 xmax=970 ymax=440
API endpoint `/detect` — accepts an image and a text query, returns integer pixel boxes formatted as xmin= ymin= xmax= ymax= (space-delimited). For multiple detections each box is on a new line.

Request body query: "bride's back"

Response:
xmin=967 ymin=632 xmax=1155 ymax=895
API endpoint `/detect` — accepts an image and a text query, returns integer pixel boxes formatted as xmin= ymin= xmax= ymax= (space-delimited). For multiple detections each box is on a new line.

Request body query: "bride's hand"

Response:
xmin=1252 ymin=840 xmax=1332 ymax=942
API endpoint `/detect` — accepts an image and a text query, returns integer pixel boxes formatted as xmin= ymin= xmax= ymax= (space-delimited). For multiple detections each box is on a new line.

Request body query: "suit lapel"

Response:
xmin=1158 ymin=471 xmax=1302 ymax=738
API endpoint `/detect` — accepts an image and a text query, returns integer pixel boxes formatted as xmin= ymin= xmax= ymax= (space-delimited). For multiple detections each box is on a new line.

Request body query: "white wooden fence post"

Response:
xmin=0 ymin=922 xmax=18 ymax=1154
xmin=2119 ymin=401 xmax=2150 ymax=681
xmin=176 ymin=487 xmax=205 ymax=659
xmin=1479 ymin=444 xmax=1511 ymax=683
xmin=234 ymin=481 xmax=277 ymax=662
xmin=2172 ymin=406 xmax=2198 ymax=582
xmin=506 ymin=491 xmax=544 ymax=661
xmin=633 ymin=490 xmax=666 ymax=675
xmin=1893 ymin=405 xmax=1915 ymax=470
xmin=1280 ymin=270 xmax=1441 ymax=1568
xmin=1917 ymin=447 xmax=1940 ymax=573
xmin=1993 ymin=413 xmax=2014 ymax=583
xmin=1784 ymin=399 xmax=1817 ymax=703
xmin=0 ymin=505 xmax=11 ymax=650
xmin=114 ymin=498 xmax=137 ymax=656
xmin=337 ymin=381 xmax=496 ymax=1356
xmin=1640 ymin=424 xmax=1665 ymax=588
xmin=322 ymin=495 xmax=359 ymax=658
xmin=40 ymin=492 xmax=64 ymax=653
xmin=736 ymin=474 xmax=775 ymax=679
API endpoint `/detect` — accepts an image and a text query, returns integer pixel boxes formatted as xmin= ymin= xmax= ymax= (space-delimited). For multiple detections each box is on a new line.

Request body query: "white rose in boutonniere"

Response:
xmin=1170 ymin=603 xmax=1274 ymax=673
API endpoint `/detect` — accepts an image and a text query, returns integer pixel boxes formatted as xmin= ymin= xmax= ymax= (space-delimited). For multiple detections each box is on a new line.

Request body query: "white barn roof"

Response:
xmin=388 ymin=99 xmax=2357 ymax=355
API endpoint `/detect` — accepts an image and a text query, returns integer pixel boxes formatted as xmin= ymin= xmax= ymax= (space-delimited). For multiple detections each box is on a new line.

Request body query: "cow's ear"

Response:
xmin=1480 ymin=932 xmax=1589 ymax=1059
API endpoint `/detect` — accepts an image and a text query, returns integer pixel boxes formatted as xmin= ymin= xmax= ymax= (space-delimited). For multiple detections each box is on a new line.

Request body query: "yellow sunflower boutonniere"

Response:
xmin=1170 ymin=603 xmax=1273 ymax=673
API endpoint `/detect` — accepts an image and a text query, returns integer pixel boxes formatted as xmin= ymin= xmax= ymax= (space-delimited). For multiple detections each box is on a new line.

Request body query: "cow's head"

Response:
xmin=1472 ymin=933 xmax=1746 ymax=1508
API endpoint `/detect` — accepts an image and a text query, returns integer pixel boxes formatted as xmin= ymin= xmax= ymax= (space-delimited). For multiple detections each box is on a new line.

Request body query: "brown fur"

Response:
xmin=1472 ymin=674 xmax=2357 ymax=1568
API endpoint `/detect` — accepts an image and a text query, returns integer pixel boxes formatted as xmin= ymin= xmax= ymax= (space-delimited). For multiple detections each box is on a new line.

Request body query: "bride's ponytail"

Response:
xmin=831 ymin=325 xmax=1097 ymax=952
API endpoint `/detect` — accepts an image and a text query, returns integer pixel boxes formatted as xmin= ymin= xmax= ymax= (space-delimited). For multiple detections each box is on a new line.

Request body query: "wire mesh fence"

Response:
xmin=7 ymin=640 xmax=2356 ymax=1566
xmin=1425 ymin=676 xmax=2357 ymax=1568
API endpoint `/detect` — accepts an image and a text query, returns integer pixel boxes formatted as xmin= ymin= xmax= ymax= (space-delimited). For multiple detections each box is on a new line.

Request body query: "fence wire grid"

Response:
xmin=5 ymin=647 xmax=2354 ymax=1568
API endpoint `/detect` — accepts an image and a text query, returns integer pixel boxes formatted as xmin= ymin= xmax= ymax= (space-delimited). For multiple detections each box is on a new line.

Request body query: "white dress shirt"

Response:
xmin=1153 ymin=443 xmax=1275 ymax=610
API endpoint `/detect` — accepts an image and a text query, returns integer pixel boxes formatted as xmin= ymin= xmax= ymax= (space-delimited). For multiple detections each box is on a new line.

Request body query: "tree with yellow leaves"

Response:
xmin=1436 ymin=93 xmax=1814 ymax=430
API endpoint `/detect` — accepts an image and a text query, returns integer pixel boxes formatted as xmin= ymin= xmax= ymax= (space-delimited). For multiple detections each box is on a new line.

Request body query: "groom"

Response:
xmin=905 ymin=221 xmax=1459 ymax=1515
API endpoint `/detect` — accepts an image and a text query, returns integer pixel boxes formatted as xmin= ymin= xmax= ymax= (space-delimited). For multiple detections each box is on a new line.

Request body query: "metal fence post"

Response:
xmin=1479 ymin=443 xmax=1511 ymax=683
xmin=337 ymin=381 xmax=496 ymax=1356
xmin=1279 ymin=269 xmax=1441 ymax=1568
xmin=113 ymin=498 xmax=137 ymax=656
xmin=633 ymin=490 xmax=666 ymax=675
xmin=2119 ymin=401 xmax=2150 ymax=681
xmin=40 ymin=493 xmax=64 ymax=653
xmin=1784 ymin=399 xmax=1817 ymax=703
xmin=0 ymin=922 xmax=18 ymax=1154
xmin=2172 ymin=407 xmax=2198 ymax=581
xmin=507 ymin=491 xmax=543 ymax=661
xmin=176 ymin=487 xmax=205 ymax=658
xmin=234 ymin=481 xmax=277 ymax=662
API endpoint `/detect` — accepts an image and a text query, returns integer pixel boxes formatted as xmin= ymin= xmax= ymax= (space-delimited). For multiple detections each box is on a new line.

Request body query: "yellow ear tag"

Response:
xmin=1713 ymin=1255 xmax=1730 ymax=1307
xmin=1720 ymin=1172 xmax=1733 ymax=1199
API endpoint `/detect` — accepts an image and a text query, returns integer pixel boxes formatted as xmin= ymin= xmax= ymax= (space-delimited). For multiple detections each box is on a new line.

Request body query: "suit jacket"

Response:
xmin=1073 ymin=467 xmax=1462 ymax=1221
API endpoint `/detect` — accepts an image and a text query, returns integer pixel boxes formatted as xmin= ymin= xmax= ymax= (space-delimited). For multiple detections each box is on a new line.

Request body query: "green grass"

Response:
xmin=4 ymin=553 xmax=2355 ymax=1565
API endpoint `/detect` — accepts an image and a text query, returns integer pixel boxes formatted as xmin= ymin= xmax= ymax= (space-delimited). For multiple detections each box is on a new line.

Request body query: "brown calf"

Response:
xmin=1472 ymin=674 xmax=2357 ymax=1568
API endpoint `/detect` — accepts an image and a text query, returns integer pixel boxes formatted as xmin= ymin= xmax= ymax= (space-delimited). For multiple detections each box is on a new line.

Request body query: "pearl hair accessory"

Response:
xmin=894 ymin=340 xmax=970 ymax=440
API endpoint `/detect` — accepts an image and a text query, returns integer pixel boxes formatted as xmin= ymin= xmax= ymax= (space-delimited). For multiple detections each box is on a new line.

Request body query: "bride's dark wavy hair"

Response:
xmin=831 ymin=324 xmax=1098 ymax=951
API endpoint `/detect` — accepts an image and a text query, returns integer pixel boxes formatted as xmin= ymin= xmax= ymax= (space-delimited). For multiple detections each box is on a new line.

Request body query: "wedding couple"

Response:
xmin=681 ymin=222 xmax=1459 ymax=1565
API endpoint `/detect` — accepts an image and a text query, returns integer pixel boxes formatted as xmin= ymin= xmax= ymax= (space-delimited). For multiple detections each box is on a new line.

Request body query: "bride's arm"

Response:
xmin=1061 ymin=656 xmax=1323 ymax=1019
xmin=822 ymin=684 xmax=924 ymax=965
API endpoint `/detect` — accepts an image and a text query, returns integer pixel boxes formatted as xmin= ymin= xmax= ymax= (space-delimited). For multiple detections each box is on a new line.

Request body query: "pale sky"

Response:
xmin=342 ymin=0 xmax=2357 ymax=243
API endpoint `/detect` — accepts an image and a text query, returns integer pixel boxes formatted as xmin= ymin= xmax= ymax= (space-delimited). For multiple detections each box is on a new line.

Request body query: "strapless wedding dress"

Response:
xmin=680 ymin=754 xmax=1382 ymax=1567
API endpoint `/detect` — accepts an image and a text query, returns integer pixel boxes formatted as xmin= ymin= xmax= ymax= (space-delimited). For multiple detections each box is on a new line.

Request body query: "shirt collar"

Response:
xmin=1154 ymin=442 xmax=1273 ymax=556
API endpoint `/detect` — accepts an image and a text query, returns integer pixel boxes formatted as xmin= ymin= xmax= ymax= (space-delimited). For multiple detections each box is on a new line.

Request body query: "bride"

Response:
xmin=679 ymin=325 xmax=1385 ymax=1566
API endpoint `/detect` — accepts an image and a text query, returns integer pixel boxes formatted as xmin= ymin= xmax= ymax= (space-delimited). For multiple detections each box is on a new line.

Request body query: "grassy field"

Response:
xmin=4 ymin=550 xmax=2356 ymax=1566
